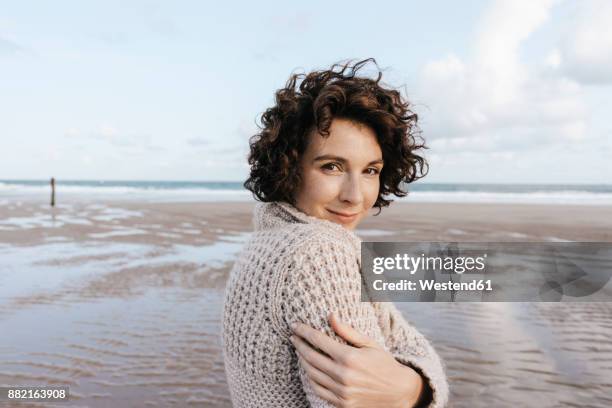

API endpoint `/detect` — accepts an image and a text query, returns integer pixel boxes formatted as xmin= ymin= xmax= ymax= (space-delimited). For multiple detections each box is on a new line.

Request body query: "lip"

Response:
xmin=327 ymin=209 xmax=360 ymax=222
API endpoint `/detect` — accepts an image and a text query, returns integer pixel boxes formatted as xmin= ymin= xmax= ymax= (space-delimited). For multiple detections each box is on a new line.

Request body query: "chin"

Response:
xmin=339 ymin=219 xmax=359 ymax=230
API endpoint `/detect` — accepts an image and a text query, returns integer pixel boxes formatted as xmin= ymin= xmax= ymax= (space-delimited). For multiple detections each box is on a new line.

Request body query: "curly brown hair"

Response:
xmin=243 ymin=58 xmax=428 ymax=214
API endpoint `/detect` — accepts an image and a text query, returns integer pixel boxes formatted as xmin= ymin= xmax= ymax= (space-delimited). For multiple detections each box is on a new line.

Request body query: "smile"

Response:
xmin=327 ymin=209 xmax=359 ymax=222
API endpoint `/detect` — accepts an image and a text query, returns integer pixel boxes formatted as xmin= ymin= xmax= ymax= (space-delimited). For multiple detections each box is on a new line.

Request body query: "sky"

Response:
xmin=1 ymin=0 xmax=611 ymax=183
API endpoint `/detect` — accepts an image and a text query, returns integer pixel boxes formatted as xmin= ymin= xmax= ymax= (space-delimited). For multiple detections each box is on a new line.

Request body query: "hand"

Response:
xmin=290 ymin=312 xmax=425 ymax=408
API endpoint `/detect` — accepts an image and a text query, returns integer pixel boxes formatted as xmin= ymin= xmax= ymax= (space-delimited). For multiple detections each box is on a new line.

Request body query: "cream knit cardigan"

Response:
xmin=221 ymin=201 xmax=449 ymax=407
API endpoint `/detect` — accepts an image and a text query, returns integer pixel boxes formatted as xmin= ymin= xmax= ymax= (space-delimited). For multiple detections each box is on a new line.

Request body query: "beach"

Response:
xmin=1 ymin=197 xmax=612 ymax=407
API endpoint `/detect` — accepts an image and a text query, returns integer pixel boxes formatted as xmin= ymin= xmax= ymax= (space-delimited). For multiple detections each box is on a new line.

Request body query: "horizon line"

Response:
xmin=1 ymin=179 xmax=611 ymax=186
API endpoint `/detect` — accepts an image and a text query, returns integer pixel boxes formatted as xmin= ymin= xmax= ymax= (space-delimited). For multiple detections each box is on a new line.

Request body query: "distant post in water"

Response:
xmin=50 ymin=177 xmax=56 ymax=207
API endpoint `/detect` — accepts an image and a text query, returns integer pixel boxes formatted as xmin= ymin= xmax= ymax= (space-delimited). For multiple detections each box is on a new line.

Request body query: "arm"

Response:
xmin=373 ymin=301 xmax=449 ymax=408
xmin=273 ymin=235 xmax=444 ymax=407
xmin=291 ymin=313 xmax=428 ymax=408
xmin=273 ymin=236 xmax=389 ymax=407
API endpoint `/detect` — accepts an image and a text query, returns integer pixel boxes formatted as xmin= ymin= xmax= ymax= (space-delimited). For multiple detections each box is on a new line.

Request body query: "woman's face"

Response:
xmin=294 ymin=118 xmax=383 ymax=230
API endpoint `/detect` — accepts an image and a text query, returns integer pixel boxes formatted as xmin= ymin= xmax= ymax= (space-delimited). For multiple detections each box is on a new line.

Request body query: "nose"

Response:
xmin=339 ymin=173 xmax=364 ymax=206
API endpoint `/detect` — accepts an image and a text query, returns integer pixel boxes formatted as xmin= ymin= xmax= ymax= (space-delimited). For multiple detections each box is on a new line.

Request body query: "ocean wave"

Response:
xmin=0 ymin=183 xmax=250 ymax=196
xmin=399 ymin=191 xmax=612 ymax=205
xmin=2 ymin=181 xmax=612 ymax=204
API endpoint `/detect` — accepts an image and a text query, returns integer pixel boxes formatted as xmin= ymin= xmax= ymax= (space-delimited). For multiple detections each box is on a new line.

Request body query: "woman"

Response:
xmin=221 ymin=58 xmax=448 ymax=407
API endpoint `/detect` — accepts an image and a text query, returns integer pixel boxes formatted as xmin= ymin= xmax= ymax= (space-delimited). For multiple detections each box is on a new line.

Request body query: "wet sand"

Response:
xmin=1 ymin=199 xmax=611 ymax=407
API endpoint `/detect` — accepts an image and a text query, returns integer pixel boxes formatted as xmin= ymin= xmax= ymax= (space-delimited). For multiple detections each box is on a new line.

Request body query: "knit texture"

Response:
xmin=221 ymin=201 xmax=449 ymax=407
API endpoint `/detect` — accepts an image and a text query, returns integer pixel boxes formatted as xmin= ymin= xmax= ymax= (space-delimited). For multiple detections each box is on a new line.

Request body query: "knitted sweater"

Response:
xmin=221 ymin=201 xmax=449 ymax=407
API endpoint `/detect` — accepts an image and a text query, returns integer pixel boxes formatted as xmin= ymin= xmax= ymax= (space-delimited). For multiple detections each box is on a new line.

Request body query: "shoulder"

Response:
xmin=268 ymin=227 xmax=371 ymax=338
xmin=253 ymin=221 xmax=358 ymax=261
xmin=273 ymin=224 xmax=362 ymax=305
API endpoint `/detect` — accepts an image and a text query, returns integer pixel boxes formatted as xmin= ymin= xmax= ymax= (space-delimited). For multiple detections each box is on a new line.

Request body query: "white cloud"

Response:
xmin=187 ymin=137 xmax=209 ymax=146
xmin=64 ymin=127 xmax=81 ymax=138
xmin=80 ymin=154 xmax=93 ymax=165
xmin=416 ymin=0 xmax=590 ymax=155
xmin=0 ymin=35 xmax=27 ymax=56
xmin=64 ymin=125 xmax=164 ymax=153
xmin=558 ymin=0 xmax=612 ymax=84
xmin=544 ymin=49 xmax=561 ymax=69
xmin=148 ymin=16 xmax=179 ymax=38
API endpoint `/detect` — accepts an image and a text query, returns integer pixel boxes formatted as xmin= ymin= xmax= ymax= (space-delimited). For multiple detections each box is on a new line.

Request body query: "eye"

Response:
xmin=322 ymin=162 xmax=342 ymax=172
xmin=366 ymin=167 xmax=381 ymax=175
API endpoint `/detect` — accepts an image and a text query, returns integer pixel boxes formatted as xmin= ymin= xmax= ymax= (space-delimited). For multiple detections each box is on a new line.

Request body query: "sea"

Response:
xmin=1 ymin=179 xmax=612 ymax=205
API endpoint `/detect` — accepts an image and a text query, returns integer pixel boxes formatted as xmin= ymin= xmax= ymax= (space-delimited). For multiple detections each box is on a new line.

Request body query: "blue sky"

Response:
xmin=1 ymin=0 xmax=611 ymax=183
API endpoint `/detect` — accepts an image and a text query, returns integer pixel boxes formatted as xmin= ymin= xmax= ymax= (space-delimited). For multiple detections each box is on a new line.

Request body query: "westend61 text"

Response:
xmin=372 ymin=279 xmax=493 ymax=292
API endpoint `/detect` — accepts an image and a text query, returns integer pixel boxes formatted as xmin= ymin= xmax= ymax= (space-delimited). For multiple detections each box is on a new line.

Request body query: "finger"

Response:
xmin=291 ymin=321 xmax=348 ymax=360
xmin=307 ymin=375 xmax=342 ymax=407
xmin=297 ymin=348 xmax=345 ymax=397
xmin=329 ymin=312 xmax=378 ymax=348
xmin=291 ymin=335 xmax=345 ymax=384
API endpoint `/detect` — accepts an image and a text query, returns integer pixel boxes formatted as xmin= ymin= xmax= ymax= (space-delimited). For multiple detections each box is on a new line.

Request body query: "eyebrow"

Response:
xmin=313 ymin=154 xmax=384 ymax=166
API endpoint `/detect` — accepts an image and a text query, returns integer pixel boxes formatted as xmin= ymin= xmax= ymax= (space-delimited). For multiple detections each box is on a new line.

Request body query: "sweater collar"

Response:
xmin=253 ymin=201 xmax=362 ymax=255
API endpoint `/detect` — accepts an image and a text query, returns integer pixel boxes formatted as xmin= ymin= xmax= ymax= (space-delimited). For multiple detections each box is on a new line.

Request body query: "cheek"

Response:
xmin=311 ymin=172 xmax=342 ymax=198
xmin=364 ymin=179 xmax=380 ymax=205
xmin=300 ymin=170 xmax=339 ymax=202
